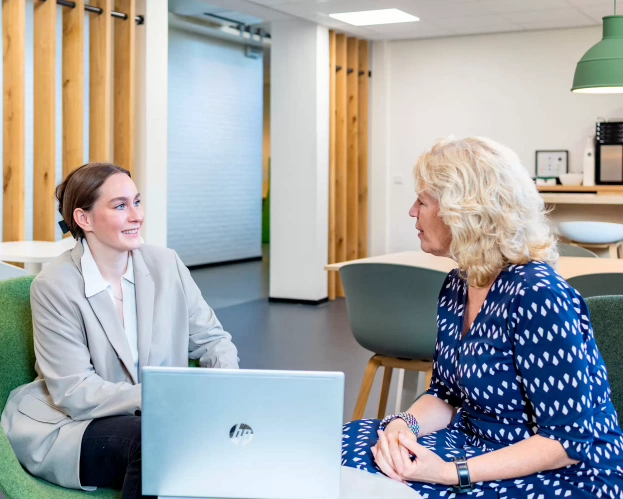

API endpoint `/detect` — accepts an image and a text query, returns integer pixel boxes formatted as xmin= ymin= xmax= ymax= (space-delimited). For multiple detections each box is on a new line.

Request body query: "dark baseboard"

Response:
xmin=269 ymin=297 xmax=329 ymax=306
xmin=188 ymin=256 xmax=262 ymax=270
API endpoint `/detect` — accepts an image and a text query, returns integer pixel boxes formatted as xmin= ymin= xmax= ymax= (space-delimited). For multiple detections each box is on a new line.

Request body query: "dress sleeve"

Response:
xmin=511 ymin=282 xmax=594 ymax=462
xmin=424 ymin=270 xmax=464 ymax=409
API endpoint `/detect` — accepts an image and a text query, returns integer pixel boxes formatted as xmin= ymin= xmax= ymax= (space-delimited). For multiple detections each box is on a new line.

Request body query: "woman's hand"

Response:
xmin=397 ymin=432 xmax=458 ymax=486
xmin=370 ymin=421 xmax=412 ymax=481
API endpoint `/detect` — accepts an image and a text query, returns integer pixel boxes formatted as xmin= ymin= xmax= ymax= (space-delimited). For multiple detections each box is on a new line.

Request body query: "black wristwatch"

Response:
xmin=453 ymin=455 xmax=473 ymax=492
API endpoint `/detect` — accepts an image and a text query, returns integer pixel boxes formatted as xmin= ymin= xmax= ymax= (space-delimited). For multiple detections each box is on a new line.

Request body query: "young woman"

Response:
xmin=1 ymin=163 xmax=239 ymax=499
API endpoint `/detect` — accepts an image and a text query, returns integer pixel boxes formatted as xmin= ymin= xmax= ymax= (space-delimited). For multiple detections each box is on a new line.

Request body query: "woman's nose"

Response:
xmin=129 ymin=205 xmax=143 ymax=221
xmin=409 ymin=202 xmax=419 ymax=218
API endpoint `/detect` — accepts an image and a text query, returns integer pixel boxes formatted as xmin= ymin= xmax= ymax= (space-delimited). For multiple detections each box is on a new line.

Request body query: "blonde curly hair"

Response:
xmin=414 ymin=137 xmax=559 ymax=287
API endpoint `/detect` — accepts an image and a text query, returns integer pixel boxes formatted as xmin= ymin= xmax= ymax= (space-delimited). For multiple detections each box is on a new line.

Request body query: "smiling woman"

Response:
xmin=1 ymin=163 xmax=239 ymax=499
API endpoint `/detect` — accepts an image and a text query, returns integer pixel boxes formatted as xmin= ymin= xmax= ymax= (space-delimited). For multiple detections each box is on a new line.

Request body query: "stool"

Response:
xmin=558 ymin=221 xmax=623 ymax=259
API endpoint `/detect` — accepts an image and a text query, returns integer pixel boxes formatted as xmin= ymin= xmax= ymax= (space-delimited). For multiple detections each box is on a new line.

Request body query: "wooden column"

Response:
xmin=335 ymin=34 xmax=348 ymax=297
xmin=113 ymin=0 xmax=136 ymax=175
xmin=346 ymin=38 xmax=359 ymax=262
xmin=328 ymin=31 xmax=337 ymax=300
xmin=358 ymin=40 xmax=369 ymax=259
xmin=3 ymin=0 xmax=26 ymax=242
xmin=90 ymin=0 xmax=113 ymax=162
xmin=33 ymin=0 xmax=56 ymax=241
xmin=63 ymin=0 xmax=85 ymax=177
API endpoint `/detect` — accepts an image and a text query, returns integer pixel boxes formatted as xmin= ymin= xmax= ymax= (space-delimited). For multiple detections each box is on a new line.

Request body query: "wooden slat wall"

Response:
xmin=358 ymin=40 xmax=369 ymax=259
xmin=335 ymin=34 xmax=348 ymax=297
xmin=346 ymin=38 xmax=359 ymax=262
xmin=328 ymin=31 xmax=337 ymax=300
xmin=63 ymin=0 xmax=85 ymax=177
xmin=113 ymin=0 xmax=136 ymax=174
xmin=90 ymin=0 xmax=113 ymax=162
xmin=3 ymin=0 xmax=26 ymax=242
xmin=33 ymin=0 xmax=56 ymax=241
xmin=328 ymin=33 xmax=370 ymax=299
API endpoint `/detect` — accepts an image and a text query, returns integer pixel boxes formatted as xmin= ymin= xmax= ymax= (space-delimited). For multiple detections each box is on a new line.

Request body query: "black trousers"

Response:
xmin=80 ymin=415 xmax=156 ymax=499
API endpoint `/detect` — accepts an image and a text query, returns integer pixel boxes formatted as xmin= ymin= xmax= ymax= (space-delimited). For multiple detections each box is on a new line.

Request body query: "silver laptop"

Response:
xmin=142 ymin=367 xmax=345 ymax=499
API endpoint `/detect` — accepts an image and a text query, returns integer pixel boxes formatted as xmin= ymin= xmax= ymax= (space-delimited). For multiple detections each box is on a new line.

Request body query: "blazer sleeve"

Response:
xmin=30 ymin=277 xmax=141 ymax=420
xmin=174 ymin=252 xmax=240 ymax=369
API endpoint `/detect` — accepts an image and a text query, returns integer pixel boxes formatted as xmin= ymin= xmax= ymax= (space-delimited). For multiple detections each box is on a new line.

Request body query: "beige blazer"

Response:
xmin=1 ymin=242 xmax=239 ymax=490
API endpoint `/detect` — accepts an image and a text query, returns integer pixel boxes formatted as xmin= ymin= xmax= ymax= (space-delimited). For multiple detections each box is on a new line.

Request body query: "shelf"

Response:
xmin=537 ymin=185 xmax=623 ymax=194
xmin=540 ymin=193 xmax=623 ymax=205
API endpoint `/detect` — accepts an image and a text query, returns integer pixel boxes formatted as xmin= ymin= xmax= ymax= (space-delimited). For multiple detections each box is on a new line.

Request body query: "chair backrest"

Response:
xmin=0 ymin=276 xmax=36 ymax=414
xmin=339 ymin=263 xmax=447 ymax=360
xmin=585 ymin=296 xmax=623 ymax=417
xmin=558 ymin=243 xmax=598 ymax=258
xmin=567 ymin=273 xmax=623 ymax=298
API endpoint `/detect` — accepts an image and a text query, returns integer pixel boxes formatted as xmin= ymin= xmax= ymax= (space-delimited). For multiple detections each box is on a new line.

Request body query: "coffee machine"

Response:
xmin=595 ymin=121 xmax=623 ymax=184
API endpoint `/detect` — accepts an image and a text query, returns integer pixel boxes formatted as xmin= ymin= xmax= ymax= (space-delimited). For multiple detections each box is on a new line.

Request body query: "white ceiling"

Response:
xmin=180 ymin=0 xmax=617 ymax=40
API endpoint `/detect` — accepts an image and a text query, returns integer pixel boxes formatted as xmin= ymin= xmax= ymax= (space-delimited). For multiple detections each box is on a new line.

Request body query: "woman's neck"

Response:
xmin=84 ymin=235 xmax=129 ymax=282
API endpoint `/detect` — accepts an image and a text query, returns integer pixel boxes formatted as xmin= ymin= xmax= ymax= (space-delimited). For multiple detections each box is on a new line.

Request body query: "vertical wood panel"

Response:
xmin=346 ymin=37 xmax=359 ymax=262
xmin=358 ymin=40 xmax=369 ymax=259
xmin=335 ymin=34 xmax=347 ymax=297
xmin=63 ymin=0 xmax=85 ymax=177
xmin=328 ymin=31 xmax=337 ymax=300
xmin=34 ymin=0 xmax=56 ymax=241
xmin=113 ymin=0 xmax=136 ymax=174
xmin=90 ymin=0 xmax=112 ymax=162
xmin=3 ymin=0 xmax=26 ymax=242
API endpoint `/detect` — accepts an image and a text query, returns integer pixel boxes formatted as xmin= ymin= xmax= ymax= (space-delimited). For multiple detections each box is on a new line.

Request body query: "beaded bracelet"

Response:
xmin=378 ymin=412 xmax=420 ymax=437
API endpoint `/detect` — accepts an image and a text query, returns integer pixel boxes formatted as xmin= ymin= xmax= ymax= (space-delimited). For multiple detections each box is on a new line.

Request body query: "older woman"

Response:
xmin=341 ymin=138 xmax=623 ymax=498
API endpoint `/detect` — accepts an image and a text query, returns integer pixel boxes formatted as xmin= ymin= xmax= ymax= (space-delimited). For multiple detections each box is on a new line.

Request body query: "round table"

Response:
xmin=0 ymin=238 xmax=76 ymax=274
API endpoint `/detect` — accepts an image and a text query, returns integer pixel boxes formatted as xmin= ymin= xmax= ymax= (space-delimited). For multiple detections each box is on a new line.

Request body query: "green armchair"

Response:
xmin=0 ymin=276 xmax=120 ymax=499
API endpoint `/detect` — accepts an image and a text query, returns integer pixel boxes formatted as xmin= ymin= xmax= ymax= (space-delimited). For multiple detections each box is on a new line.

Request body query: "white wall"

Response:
xmin=270 ymin=19 xmax=329 ymax=301
xmin=167 ymin=27 xmax=263 ymax=266
xmin=372 ymin=26 xmax=623 ymax=254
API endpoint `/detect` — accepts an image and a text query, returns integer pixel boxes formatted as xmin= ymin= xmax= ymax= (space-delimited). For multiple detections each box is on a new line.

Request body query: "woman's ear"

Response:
xmin=74 ymin=208 xmax=92 ymax=234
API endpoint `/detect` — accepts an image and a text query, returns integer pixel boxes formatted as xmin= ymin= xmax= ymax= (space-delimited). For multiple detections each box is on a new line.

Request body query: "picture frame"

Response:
xmin=535 ymin=150 xmax=569 ymax=180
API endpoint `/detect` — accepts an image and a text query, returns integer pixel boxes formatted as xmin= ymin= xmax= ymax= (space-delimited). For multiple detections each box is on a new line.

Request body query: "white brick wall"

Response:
xmin=167 ymin=27 xmax=263 ymax=266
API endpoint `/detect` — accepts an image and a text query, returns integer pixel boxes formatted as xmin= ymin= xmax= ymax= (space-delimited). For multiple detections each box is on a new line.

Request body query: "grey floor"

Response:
xmin=191 ymin=245 xmax=404 ymax=422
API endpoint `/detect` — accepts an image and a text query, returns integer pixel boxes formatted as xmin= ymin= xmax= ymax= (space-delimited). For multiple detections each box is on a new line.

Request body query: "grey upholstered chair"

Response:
xmin=567 ymin=273 xmax=623 ymax=298
xmin=339 ymin=263 xmax=447 ymax=420
xmin=558 ymin=243 xmax=599 ymax=258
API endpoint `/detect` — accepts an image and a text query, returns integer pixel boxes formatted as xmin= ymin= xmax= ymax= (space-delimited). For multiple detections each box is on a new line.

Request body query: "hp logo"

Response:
xmin=229 ymin=423 xmax=254 ymax=446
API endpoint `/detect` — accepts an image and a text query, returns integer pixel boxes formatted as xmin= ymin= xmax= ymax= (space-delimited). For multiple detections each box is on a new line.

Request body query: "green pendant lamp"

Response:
xmin=572 ymin=0 xmax=623 ymax=93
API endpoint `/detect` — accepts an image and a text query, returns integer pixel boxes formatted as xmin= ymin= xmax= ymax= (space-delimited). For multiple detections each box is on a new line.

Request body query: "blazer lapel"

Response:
xmin=71 ymin=240 xmax=137 ymax=384
xmin=132 ymin=248 xmax=154 ymax=382
xmin=87 ymin=292 xmax=138 ymax=384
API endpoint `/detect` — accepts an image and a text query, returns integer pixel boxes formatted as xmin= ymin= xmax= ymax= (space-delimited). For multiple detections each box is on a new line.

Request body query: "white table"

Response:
xmin=0 ymin=238 xmax=76 ymax=274
xmin=162 ymin=467 xmax=422 ymax=499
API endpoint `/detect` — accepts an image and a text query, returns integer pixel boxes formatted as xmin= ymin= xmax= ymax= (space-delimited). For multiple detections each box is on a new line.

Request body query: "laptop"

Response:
xmin=142 ymin=367 xmax=345 ymax=499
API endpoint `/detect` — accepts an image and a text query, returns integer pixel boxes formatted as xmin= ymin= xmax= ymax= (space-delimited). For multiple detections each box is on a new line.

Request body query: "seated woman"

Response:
xmin=342 ymin=138 xmax=623 ymax=498
xmin=1 ymin=163 xmax=239 ymax=499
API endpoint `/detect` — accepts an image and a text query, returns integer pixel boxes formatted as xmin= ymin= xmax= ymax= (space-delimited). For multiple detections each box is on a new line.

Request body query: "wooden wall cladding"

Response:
xmin=113 ymin=0 xmax=136 ymax=175
xmin=3 ymin=1 xmax=138 ymax=244
xmin=328 ymin=32 xmax=370 ymax=299
xmin=3 ymin=0 xmax=26 ymax=242
xmin=90 ymin=0 xmax=113 ymax=162
xmin=34 ymin=0 xmax=57 ymax=241
xmin=63 ymin=0 xmax=85 ymax=178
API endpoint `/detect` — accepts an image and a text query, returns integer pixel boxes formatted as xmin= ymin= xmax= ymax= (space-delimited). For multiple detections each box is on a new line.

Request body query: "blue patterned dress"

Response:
xmin=342 ymin=262 xmax=623 ymax=498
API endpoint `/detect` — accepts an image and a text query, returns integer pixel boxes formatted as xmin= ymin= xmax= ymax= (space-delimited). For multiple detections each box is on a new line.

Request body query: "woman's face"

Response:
xmin=76 ymin=173 xmax=144 ymax=253
xmin=408 ymin=191 xmax=452 ymax=257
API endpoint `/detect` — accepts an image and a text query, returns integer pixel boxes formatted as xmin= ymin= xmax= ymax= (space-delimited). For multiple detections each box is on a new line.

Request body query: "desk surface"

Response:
xmin=0 ymin=238 xmax=75 ymax=263
xmin=325 ymin=251 xmax=623 ymax=280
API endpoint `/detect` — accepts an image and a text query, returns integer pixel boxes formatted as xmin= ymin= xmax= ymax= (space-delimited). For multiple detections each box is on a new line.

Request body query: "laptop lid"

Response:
xmin=142 ymin=367 xmax=344 ymax=499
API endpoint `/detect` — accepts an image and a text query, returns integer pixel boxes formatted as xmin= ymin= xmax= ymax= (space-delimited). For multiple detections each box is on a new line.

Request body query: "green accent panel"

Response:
xmin=262 ymin=190 xmax=270 ymax=244
xmin=585 ymin=295 xmax=623 ymax=418
xmin=572 ymin=16 xmax=623 ymax=91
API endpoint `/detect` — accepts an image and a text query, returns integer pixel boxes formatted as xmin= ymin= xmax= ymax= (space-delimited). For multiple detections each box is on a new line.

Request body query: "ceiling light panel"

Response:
xmin=329 ymin=8 xmax=419 ymax=26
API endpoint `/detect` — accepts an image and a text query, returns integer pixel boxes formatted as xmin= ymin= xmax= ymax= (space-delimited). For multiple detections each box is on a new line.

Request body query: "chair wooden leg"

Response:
xmin=424 ymin=364 xmax=433 ymax=390
xmin=352 ymin=355 xmax=382 ymax=421
xmin=609 ymin=243 xmax=619 ymax=259
xmin=377 ymin=366 xmax=394 ymax=419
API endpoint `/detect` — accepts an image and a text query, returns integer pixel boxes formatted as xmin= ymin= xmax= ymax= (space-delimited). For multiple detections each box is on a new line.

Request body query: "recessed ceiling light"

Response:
xmin=329 ymin=8 xmax=419 ymax=27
